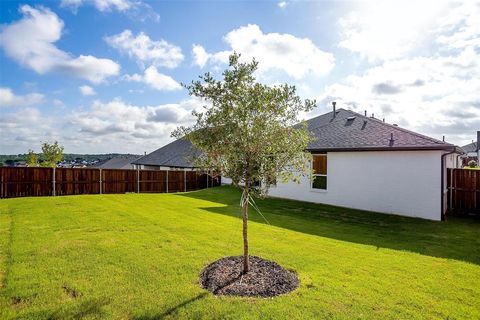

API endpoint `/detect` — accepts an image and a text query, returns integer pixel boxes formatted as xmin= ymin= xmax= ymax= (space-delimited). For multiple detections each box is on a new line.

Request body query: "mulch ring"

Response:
xmin=199 ymin=256 xmax=299 ymax=298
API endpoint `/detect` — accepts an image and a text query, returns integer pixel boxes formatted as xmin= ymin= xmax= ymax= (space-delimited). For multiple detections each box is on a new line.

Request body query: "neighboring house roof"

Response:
xmin=461 ymin=142 xmax=478 ymax=154
xmin=304 ymin=109 xmax=455 ymax=152
xmin=132 ymin=138 xmax=201 ymax=168
xmin=134 ymin=108 xmax=457 ymax=168
xmin=92 ymin=155 xmax=140 ymax=169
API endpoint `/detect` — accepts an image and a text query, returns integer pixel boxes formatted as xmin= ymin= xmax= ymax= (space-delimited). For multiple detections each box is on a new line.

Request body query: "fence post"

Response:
xmin=52 ymin=167 xmax=56 ymax=196
xmin=137 ymin=168 xmax=140 ymax=193
xmin=2 ymin=170 xmax=8 ymax=198
xmin=99 ymin=169 xmax=102 ymax=194
xmin=449 ymin=169 xmax=453 ymax=211
xmin=166 ymin=169 xmax=169 ymax=193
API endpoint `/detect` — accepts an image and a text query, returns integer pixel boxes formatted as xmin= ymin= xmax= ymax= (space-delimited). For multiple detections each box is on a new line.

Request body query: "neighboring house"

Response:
xmin=13 ymin=160 xmax=27 ymax=167
xmin=91 ymin=155 xmax=141 ymax=170
xmin=132 ymin=138 xmax=200 ymax=170
xmin=460 ymin=131 xmax=479 ymax=166
xmin=135 ymin=108 xmax=461 ymax=221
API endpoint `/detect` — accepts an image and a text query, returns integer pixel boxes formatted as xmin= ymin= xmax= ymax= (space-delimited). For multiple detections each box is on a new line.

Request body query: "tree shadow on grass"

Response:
xmin=176 ymin=187 xmax=480 ymax=265
xmin=132 ymin=274 xmax=245 ymax=319
xmin=132 ymin=292 xmax=208 ymax=320
xmin=46 ymin=297 xmax=111 ymax=320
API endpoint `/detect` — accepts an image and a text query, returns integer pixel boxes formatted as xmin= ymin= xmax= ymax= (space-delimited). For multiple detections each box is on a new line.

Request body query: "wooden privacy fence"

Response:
xmin=447 ymin=168 xmax=480 ymax=215
xmin=0 ymin=167 xmax=220 ymax=199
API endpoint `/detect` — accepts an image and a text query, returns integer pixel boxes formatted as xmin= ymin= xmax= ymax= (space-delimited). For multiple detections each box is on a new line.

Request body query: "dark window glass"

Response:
xmin=312 ymin=175 xmax=327 ymax=190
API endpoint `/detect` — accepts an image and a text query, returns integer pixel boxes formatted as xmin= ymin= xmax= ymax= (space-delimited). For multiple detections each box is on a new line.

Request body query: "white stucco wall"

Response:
xmin=269 ymin=150 xmax=443 ymax=220
xmin=221 ymin=176 xmax=233 ymax=185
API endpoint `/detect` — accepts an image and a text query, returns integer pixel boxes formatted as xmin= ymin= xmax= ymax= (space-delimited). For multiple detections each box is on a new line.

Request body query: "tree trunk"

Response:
xmin=242 ymin=187 xmax=249 ymax=273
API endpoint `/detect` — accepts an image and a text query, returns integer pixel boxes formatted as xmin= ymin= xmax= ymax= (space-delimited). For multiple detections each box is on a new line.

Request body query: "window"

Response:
xmin=312 ymin=154 xmax=327 ymax=190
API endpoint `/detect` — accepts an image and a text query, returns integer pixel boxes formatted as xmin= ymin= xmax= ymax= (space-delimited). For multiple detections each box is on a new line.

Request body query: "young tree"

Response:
xmin=26 ymin=149 xmax=39 ymax=167
xmin=468 ymin=160 xmax=477 ymax=168
xmin=40 ymin=141 xmax=64 ymax=167
xmin=173 ymin=54 xmax=314 ymax=273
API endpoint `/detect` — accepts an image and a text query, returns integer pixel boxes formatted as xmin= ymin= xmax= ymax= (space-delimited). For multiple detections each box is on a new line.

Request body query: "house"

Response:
xmin=268 ymin=108 xmax=461 ymax=221
xmin=136 ymin=108 xmax=461 ymax=221
xmin=91 ymin=155 xmax=141 ymax=170
xmin=13 ymin=160 xmax=27 ymax=167
xmin=460 ymin=131 xmax=479 ymax=167
xmin=132 ymin=140 xmax=219 ymax=188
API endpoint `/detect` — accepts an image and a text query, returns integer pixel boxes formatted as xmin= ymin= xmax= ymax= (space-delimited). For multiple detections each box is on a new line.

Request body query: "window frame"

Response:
xmin=311 ymin=153 xmax=328 ymax=191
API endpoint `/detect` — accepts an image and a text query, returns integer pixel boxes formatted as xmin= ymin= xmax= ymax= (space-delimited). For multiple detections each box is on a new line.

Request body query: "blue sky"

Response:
xmin=0 ymin=0 xmax=479 ymax=154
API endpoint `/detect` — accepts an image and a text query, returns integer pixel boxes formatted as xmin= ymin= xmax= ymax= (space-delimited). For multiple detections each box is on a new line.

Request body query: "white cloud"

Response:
xmin=338 ymin=1 xmax=450 ymax=61
xmin=0 ymin=87 xmax=44 ymax=108
xmin=315 ymin=1 xmax=480 ymax=147
xmin=79 ymin=85 xmax=96 ymax=96
xmin=58 ymin=55 xmax=120 ymax=84
xmin=0 ymin=107 xmax=58 ymax=152
xmin=60 ymin=0 xmax=160 ymax=21
xmin=278 ymin=1 xmax=287 ymax=9
xmin=105 ymin=30 xmax=183 ymax=68
xmin=125 ymin=66 xmax=182 ymax=91
xmin=52 ymin=99 xmax=65 ymax=107
xmin=192 ymin=44 xmax=209 ymax=68
xmin=61 ymin=0 xmax=133 ymax=12
xmin=0 ymin=5 xmax=120 ymax=83
xmin=69 ymin=98 xmax=201 ymax=144
xmin=435 ymin=1 xmax=480 ymax=50
xmin=193 ymin=24 xmax=335 ymax=79
xmin=0 ymin=96 xmax=205 ymax=153
xmin=314 ymin=47 xmax=480 ymax=146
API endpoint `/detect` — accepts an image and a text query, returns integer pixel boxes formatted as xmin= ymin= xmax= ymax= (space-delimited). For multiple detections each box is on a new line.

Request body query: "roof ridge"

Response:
xmin=342 ymin=109 xmax=453 ymax=146
xmin=132 ymin=153 xmax=149 ymax=164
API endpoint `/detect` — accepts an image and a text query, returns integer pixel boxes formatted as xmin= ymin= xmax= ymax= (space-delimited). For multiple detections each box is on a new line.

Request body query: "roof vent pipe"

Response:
xmin=389 ymin=133 xmax=395 ymax=146
xmin=364 ymin=110 xmax=367 ymax=116
xmin=442 ymin=136 xmax=445 ymax=142
xmin=332 ymin=101 xmax=336 ymax=118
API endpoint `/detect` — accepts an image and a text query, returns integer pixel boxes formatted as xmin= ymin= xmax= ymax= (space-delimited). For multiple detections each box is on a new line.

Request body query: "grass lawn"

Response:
xmin=1 ymin=186 xmax=479 ymax=319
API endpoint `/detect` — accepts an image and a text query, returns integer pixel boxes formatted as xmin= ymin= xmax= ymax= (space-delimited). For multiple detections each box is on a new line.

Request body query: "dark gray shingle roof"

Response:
xmin=461 ymin=142 xmax=478 ymax=153
xmin=134 ymin=108 xmax=456 ymax=167
xmin=132 ymin=138 xmax=201 ymax=168
xmin=92 ymin=155 xmax=140 ymax=169
xmin=304 ymin=109 xmax=454 ymax=151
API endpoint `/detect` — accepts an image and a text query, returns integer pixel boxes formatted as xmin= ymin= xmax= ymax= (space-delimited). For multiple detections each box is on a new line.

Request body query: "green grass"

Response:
xmin=0 ymin=186 xmax=479 ymax=319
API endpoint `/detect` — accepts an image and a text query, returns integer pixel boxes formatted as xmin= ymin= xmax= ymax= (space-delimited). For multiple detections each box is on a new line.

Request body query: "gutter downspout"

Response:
xmin=441 ymin=147 xmax=457 ymax=221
